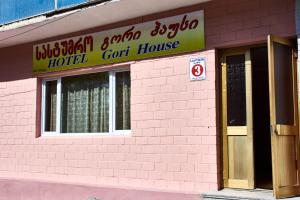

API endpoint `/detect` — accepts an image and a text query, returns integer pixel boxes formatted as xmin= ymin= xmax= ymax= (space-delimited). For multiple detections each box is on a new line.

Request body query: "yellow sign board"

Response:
xmin=33 ymin=11 xmax=204 ymax=74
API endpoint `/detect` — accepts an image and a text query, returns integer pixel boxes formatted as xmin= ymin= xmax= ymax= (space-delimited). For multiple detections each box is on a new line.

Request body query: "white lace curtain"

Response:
xmin=116 ymin=71 xmax=131 ymax=130
xmin=45 ymin=81 xmax=57 ymax=132
xmin=61 ymin=73 xmax=109 ymax=133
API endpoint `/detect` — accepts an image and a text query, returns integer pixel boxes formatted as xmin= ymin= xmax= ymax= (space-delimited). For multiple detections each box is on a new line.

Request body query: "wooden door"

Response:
xmin=222 ymin=49 xmax=254 ymax=189
xmin=268 ymin=35 xmax=300 ymax=198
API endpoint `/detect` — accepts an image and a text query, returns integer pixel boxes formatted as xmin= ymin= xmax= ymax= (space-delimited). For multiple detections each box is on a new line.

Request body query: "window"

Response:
xmin=41 ymin=70 xmax=131 ymax=135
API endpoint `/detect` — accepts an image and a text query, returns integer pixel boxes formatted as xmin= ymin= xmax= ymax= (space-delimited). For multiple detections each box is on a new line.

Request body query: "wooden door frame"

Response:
xmin=221 ymin=47 xmax=254 ymax=189
xmin=220 ymin=37 xmax=300 ymax=198
xmin=268 ymin=35 xmax=300 ymax=198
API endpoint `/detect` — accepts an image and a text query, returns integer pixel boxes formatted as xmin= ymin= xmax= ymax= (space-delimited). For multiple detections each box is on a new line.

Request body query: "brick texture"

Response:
xmin=0 ymin=50 xmax=216 ymax=194
xmin=205 ymin=0 xmax=295 ymax=48
xmin=130 ymin=50 xmax=217 ymax=192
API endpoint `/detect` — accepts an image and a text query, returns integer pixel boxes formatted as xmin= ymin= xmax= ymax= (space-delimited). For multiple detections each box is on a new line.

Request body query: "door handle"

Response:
xmin=270 ymin=125 xmax=278 ymax=135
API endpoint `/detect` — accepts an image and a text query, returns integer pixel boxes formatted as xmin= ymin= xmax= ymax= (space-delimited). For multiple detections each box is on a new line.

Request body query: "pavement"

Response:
xmin=202 ymin=188 xmax=300 ymax=200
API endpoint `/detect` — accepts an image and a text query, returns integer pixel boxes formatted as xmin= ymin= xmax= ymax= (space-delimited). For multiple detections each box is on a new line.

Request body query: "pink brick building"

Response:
xmin=0 ymin=0 xmax=299 ymax=199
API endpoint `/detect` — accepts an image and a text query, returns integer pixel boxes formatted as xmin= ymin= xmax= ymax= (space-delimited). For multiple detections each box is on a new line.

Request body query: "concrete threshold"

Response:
xmin=202 ymin=188 xmax=300 ymax=200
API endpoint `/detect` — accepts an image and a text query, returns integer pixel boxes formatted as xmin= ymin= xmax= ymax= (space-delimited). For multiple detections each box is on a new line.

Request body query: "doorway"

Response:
xmin=221 ymin=36 xmax=300 ymax=198
xmin=251 ymin=46 xmax=272 ymax=189
xmin=221 ymin=45 xmax=273 ymax=190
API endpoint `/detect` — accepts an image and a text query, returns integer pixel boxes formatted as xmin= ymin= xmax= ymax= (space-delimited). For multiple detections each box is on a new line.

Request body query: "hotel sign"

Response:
xmin=33 ymin=10 xmax=204 ymax=74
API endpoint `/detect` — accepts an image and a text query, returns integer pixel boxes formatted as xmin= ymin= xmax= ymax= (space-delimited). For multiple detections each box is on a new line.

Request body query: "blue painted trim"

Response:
xmin=0 ymin=0 xmax=88 ymax=25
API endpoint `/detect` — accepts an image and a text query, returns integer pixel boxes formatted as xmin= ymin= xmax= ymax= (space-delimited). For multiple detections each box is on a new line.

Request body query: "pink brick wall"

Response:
xmin=130 ymin=50 xmax=217 ymax=193
xmin=0 ymin=50 xmax=217 ymax=194
xmin=0 ymin=0 xmax=296 ymax=197
xmin=204 ymin=0 xmax=295 ymax=48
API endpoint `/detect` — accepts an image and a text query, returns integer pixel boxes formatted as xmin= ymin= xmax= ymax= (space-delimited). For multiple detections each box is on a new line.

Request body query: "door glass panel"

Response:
xmin=274 ymin=42 xmax=294 ymax=125
xmin=226 ymin=54 xmax=246 ymax=126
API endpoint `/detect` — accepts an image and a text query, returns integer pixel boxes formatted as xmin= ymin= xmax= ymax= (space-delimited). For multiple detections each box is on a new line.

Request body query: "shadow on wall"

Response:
xmin=0 ymin=43 xmax=33 ymax=82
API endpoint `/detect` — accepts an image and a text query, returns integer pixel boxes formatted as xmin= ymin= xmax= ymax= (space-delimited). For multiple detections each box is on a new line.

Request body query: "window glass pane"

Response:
xmin=45 ymin=80 xmax=57 ymax=132
xmin=274 ymin=42 xmax=294 ymax=125
xmin=61 ymin=72 xmax=109 ymax=133
xmin=116 ymin=71 xmax=131 ymax=130
xmin=226 ymin=54 xmax=246 ymax=126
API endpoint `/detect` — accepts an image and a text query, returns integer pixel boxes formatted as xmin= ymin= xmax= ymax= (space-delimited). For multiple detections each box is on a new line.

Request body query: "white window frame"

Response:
xmin=41 ymin=70 xmax=131 ymax=136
